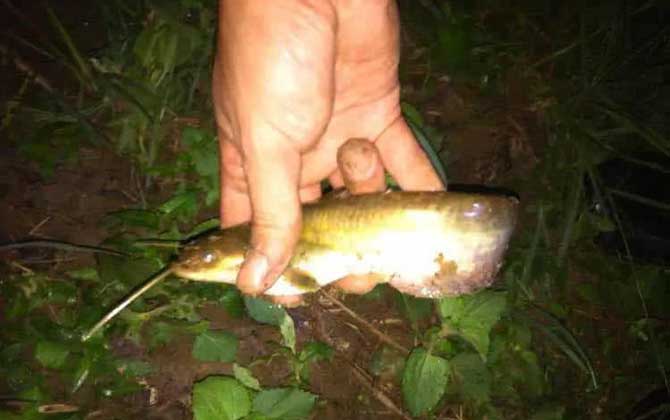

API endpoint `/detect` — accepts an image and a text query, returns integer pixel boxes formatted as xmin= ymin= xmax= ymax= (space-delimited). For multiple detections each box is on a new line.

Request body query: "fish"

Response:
xmin=173 ymin=190 xmax=519 ymax=298
xmin=82 ymin=189 xmax=518 ymax=341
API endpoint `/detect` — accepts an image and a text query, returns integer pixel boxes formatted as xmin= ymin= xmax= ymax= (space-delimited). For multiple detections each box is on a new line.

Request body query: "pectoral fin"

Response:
xmin=263 ymin=267 xmax=322 ymax=296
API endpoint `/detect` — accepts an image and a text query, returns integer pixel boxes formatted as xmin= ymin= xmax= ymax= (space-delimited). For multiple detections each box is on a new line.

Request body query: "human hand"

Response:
xmin=212 ymin=0 xmax=445 ymax=298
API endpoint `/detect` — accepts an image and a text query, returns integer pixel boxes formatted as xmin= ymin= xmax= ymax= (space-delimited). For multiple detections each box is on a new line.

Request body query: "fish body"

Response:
xmin=172 ymin=190 xmax=519 ymax=298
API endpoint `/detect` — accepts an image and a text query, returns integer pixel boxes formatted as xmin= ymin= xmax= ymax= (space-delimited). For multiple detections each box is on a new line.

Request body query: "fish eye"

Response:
xmin=464 ymin=202 xmax=485 ymax=218
xmin=202 ymin=251 xmax=217 ymax=264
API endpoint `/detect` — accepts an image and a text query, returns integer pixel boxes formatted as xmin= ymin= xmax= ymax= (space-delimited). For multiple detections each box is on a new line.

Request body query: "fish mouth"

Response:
xmin=171 ymin=263 xmax=239 ymax=283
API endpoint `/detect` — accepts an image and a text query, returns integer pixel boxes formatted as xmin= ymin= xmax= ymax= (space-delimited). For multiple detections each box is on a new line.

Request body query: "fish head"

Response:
xmin=171 ymin=226 xmax=249 ymax=283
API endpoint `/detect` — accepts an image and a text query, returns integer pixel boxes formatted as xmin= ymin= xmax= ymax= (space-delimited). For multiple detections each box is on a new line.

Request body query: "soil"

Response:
xmin=0 ymin=2 xmax=543 ymax=419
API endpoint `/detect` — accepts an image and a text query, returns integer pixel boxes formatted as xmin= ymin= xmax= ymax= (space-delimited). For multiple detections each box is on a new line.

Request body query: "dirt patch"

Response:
xmin=430 ymin=82 xmax=542 ymax=186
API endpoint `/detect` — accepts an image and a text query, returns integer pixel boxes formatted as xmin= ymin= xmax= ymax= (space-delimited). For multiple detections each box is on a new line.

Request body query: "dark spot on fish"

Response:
xmin=284 ymin=268 xmax=320 ymax=292
xmin=434 ymin=253 xmax=458 ymax=278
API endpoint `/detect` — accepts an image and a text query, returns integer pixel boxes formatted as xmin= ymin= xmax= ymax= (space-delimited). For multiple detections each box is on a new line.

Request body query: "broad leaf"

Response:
xmin=438 ymin=290 xmax=507 ymax=358
xmin=244 ymin=297 xmax=287 ymax=326
xmin=252 ymin=388 xmax=317 ymax=420
xmin=192 ymin=330 xmax=238 ymax=362
xmin=192 ymin=376 xmax=251 ymax=420
xmin=394 ymin=293 xmax=434 ymax=327
xmin=279 ymin=313 xmax=296 ymax=354
xmin=401 ymin=347 xmax=449 ymax=416
xmin=298 ymin=341 xmax=333 ymax=381
xmin=34 ymin=340 xmax=70 ymax=369
xmin=449 ymin=352 xmax=491 ymax=403
xmin=233 ymin=363 xmax=261 ymax=391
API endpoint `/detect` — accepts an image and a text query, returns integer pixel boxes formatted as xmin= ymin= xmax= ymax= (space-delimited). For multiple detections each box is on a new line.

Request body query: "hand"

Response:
xmin=212 ymin=0 xmax=445 ymax=298
xmin=272 ymin=137 xmax=410 ymax=308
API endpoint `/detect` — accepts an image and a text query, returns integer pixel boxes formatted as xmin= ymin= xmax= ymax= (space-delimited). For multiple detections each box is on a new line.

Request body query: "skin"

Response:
xmin=212 ymin=0 xmax=445 ymax=303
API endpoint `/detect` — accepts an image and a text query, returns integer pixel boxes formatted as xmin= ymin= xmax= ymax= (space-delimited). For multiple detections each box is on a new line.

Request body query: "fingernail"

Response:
xmin=344 ymin=152 xmax=375 ymax=182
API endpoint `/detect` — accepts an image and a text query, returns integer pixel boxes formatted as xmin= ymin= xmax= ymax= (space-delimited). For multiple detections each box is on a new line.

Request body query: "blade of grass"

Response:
xmin=606 ymin=188 xmax=670 ymax=212
xmin=516 ymin=205 xmax=546 ymax=301
xmin=593 ymin=101 xmax=670 ymax=157
xmin=558 ymin=171 xmax=583 ymax=264
xmin=403 ymin=106 xmax=448 ymax=187
xmin=526 ymin=305 xmax=599 ymax=390
xmin=45 ymin=6 xmax=95 ymax=89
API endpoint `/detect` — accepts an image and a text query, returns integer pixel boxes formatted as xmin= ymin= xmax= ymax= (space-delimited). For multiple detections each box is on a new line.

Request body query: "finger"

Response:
xmin=332 ymin=138 xmax=387 ymax=294
xmin=236 ymin=139 xmax=303 ymax=296
xmin=267 ymin=295 xmax=305 ymax=308
xmin=336 ymin=137 xmax=387 ymax=194
xmin=328 ymin=167 xmax=345 ymax=190
xmin=219 ymin=139 xmax=252 ymax=227
xmin=376 ymin=116 xmax=446 ymax=191
xmin=333 ymin=273 xmax=383 ymax=295
xmin=220 ymin=138 xmax=322 ymax=226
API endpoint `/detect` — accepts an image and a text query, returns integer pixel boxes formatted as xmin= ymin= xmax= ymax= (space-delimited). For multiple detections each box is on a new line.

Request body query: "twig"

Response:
xmin=0 ymin=43 xmax=55 ymax=93
xmin=28 ymin=216 xmax=51 ymax=236
xmin=38 ymin=403 xmax=80 ymax=414
xmin=320 ymin=290 xmax=410 ymax=355
xmin=9 ymin=261 xmax=33 ymax=274
xmin=349 ymin=362 xmax=413 ymax=420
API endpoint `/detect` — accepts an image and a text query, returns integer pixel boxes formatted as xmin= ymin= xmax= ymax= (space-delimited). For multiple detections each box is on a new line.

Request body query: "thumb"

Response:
xmin=336 ymin=137 xmax=387 ymax=194
xmin=237 ymin=142 xmax=302 ymax=296
xmin=332 ymin=138 xmax=387 ymax=295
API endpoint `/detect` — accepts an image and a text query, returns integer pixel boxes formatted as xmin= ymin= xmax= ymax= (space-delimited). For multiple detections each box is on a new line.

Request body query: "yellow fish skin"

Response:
xmin=172 ymin=190 xmax=519 ymax=298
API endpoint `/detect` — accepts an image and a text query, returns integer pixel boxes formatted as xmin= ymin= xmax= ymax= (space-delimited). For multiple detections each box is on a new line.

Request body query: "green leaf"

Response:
xmin=181 ymin=127 xmax=220 ymax=194
xmin=116 ymin=359 xmax=154 ymax=377
xmin=401 ymin=347 xmax=450 ymax=416
xmin=401 ymin=102 xmax=425 ymax=126
xmin=148 ymin=320 xmax=209 ymax=348
xmin=252 ymin=388 xmax=317 ymax=420
xmin=188 ymin=219 xmax=220 ymax=237
xmin=369 ymin=346 xmax=406 ymax=381
xmin=218 ymin=287 xmax=244 ymax=318
xmin=148 ymin=321 xmax=177 ymax=347
xmin=66 ymin=267 xmax=100 ymax=282
xmin=279 ymin=313 xmax=296 ymax=354
xmin=159 ymin=189 xmax=199 ymax=220
xmin=298 ymin=341 xmax=333 ymax=364
xmin=233 ymin=363 xmax=261 ymax=391
xmin=105 ymin=209 xmax=161 ymax=230
xmin=449 ymin=352 xmax=491 ymax=403
xmin=192 ymin=376 xmax=251 ymax=420
xmin=244 ymin=297 xmax=287 ymax=326
xmin=298 ymin=341 xmax=333 ymax=381
xmin=192 ymin=330 xmax=238 ymax=362
xmin=394 ymin=293 xmax=434 ymax=327
xmin=438 ymin=290 xmax=507 ymax=358
xmin=34 ymin=340 xmax=70 ymax=369
xmin=245 ymin=414 xmax=271 ymax=420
